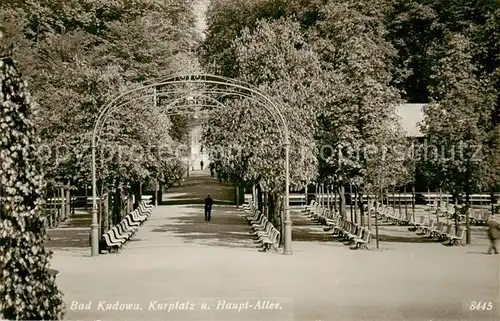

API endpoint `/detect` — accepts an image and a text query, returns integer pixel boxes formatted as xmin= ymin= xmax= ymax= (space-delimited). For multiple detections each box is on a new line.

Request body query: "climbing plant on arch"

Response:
xmin=91 ymin=74 xmax=293 ymax=256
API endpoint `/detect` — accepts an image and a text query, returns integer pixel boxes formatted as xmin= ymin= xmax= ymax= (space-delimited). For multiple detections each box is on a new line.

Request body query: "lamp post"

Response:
xmin=90 ymin=143 xmax=99 ymax=256
xmin=283 ymin=142 xmax=292 ymax=255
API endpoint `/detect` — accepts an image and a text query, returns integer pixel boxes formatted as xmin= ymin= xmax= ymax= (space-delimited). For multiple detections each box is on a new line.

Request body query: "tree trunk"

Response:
xmin=84 ymin=184 xmax=88 ymax=210
xmin=438 ymin=188 xmax=442 ymax=223
xmin=263 ymin=192 xmax=268 ymax=218
xmin=392 ymin=188 xmax=395 ymax=209
xmin=404 ymin=185 xmax=408 ymax=217
xmin=60 ymin=187 xmax=65 ymax=222
xmin=339 ymin=184 xmax=346 ymax=219
xmin=321 ymin=183 xmax=325 ymax=208
xmin=367 ymin=193 xmax=371 ymax=230
xmin=158 ymin=182 xmax=163 ymax=204
xmin=333 ymin=181 xmax=337 ymax=212
xmin=359 ymin=187 xmax=364 ymax=227
xmin=491 ymin=188 xmax=495 ymax=216
xmin=66 ymin=181 xmax=71 ymax=217
xmin=465 ymin=178 xmax=471 ymax=244
xmin=113 ymin=179 xmax=121 ymax=226
xmin=412 ymin=185 xmax=416 ymax=223
xmin=268 ymin=193 xmax=275 ymax=222
xmin=235 ymin=185 xmax=240 ymax=207
xmin=257 ymin=183 xmax=263 ymax=213
xmin=375 ymin=193 xmax=380 ymax=249
xmin=327 ymin=185 xmax=330 ymax=210
xmin=132 ymin=181 xmax=141 ymax=210
xmin=349 ymin=183 xmax=353 ymax=222
xmin=354 ymin=185 xmax=358 ymax=224
xmin=104 ymin=193 xmax=109 ymax=233
xmin=398 ymin=188 xmax=401 ymax=217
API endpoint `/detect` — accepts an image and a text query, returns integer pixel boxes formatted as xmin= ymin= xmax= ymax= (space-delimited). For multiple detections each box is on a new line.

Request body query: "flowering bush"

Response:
xmin=0 ymin=56 xmax=65 ymax=320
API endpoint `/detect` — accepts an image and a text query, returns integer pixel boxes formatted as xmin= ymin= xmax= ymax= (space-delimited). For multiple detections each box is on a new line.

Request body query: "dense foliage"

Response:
xmin=0 ymin=0 xmax=200 ymax=205
xmin=202 ymin=0 xmax=499 ymax=235
xmin=0 ymin=56 xmax=65 ymax=320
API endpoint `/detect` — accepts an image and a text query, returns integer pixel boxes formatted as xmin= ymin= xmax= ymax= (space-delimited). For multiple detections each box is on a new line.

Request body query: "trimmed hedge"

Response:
xmin=0 ymin=56 xmax=65 ymax=320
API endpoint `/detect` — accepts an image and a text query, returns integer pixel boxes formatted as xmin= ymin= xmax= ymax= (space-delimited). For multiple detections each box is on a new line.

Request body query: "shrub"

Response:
xmin=0 ymin=56 xmax=65 ymax=320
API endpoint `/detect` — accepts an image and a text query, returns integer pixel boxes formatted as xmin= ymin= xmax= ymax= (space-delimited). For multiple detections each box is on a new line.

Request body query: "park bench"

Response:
xmin=318 ymin=208 xmax=337 ymax=225
xmin=352 ymin=229 xmax=372 ymax=250
xmin=466 ymin=194 xmax=491 ymax=204
xmin=244 ymin=205 xmax=259 ymax=220
xmin=441 ymin=225 xmax=466 ymax=246
xmin=429 ymin=221 xmax=446 ymax=238
xmin=395 ymin=211 xmax=412 ymax=225
xmin=435 ymin=224 xmax=454 ymax=241
xmin=334 ymin=220 xmax=355 ymax=240
xmin=417 ymin=218 xmax=435 ymax=235
xmin=254 ymin=221 xmax=273 ymax=239
xmin=251 ymin=214 xmax=267 ymax=230
xmin=258 ymin=227 xmax=281 ymax=252
xmin=323 ymin=215 xmax=341 ymax=231
xmin=343 ymin=224 xmax=363 ymax=245
xmin=440 ymin=203 xmax=455 ymax=219
xmin=101 ymin=201 xmax=153 ymax=253
xmin=242 ymin=201 xmax=281 ymax=253
xmin=460 ymin=209 xmax=489 ymax=225
xmin=331 ymin=218 xmax=348 ymax=237
xmin=249 ymin=211 xmax=265 ymax=225
xmin=305 ymin=201 xmax=320 ymax=217
xmin=447 ymin=226 xmax=466 ymax=246
xmin=311 ymin=207 xmax=330 ymax=224
xmin=464 ymin=210 xmax=490 ymax=225
xmin=475 ymin=211 xmax=490 ymax=225
xmin=249 ymin=212 xmax=264 ymax=228
xmin=301 ymin=199 xmax=316 ymax=212
xmin=325 ymin=216 xmax=372 ymax=250
xmin=408 ymin=215 xmax=426 ymax=231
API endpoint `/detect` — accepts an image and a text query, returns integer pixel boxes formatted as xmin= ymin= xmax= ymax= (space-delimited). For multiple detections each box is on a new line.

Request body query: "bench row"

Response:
xmin=100 ymin=202 xmax=154 ymax=253
xmin=301 ymin=200 xmax=337 ymax=225
xmin=371 ymin=202 xmax=413 ymax=225
xmin=302 ymin=200 xmax=372 ymax=250
xmin=412 ymin=218 xmax=466 ymax=245
xmin=243 ymin=202 xmax=281 ymax=252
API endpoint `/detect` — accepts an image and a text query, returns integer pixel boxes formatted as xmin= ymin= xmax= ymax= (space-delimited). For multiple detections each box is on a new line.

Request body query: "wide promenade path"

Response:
xmin=50 ymin=200 xmax=499 ymax=321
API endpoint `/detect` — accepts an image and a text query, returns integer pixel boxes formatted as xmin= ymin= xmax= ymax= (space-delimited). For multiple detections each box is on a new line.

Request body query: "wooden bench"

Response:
xmin=440 ymin=225 xmax=466 ymax=246
xmin=242 ymin=201 xmax=281 ymax=252
xmin=417 ymin=218 xmax=435 ymax=235
xmin=353 ymin=229 xmax=372 ymax=249
xmin=101 ymin=201 xmax=153 ymax=253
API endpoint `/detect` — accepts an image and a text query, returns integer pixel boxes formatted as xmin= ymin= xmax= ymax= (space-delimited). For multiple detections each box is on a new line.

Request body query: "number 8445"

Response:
xmin=470 ymin=301 xmax=493 ymax=311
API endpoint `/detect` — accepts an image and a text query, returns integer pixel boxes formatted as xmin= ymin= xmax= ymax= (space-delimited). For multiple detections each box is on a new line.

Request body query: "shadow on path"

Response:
xmin=161 ymin=171 xmax=235 ymax=206
xmin=152 ymin=205 xmax=255 ymax=250
xmin=46 ymin=210 xmax=90 ymax=249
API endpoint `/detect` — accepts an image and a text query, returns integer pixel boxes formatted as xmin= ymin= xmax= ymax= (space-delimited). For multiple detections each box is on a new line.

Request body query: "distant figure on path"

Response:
xmin=209 ymin=162 xmax=214 ymax=177
xmin=204 ymin=194 xmax=213 ymax=222
xmin=487 ymin=216 xmax=500 ymax=254
xmin=200 ymin=160 xmax=204 ymax=170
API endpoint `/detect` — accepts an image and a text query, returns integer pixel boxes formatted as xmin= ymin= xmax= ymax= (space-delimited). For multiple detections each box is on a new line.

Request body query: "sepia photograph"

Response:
xmin=0 ymin=0 xmax=499 ymax=320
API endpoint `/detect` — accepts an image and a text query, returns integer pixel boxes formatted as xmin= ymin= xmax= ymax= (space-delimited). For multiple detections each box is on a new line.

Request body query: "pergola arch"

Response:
xmin=90 ymin=73 xmax=293 ymax=257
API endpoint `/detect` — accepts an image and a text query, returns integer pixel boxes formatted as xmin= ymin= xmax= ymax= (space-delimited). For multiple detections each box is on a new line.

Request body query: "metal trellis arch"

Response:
xmin=90 ymin=73 xmax=292 ymax=256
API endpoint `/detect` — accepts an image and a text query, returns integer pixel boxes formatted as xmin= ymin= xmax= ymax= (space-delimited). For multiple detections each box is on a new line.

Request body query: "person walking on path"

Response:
xmin=209 ymin=162 xmax=214 ymax=177
xmin=200 ymin=160 xmax=204 ymax=170
xmin=486 ymin=216 xmax=500 ymax=254
xmin=204 ymin=194 xmax=213 ymax=222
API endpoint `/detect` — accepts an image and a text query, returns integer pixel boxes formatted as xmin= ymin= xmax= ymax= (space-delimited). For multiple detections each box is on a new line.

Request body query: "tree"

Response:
xmin=421 ymin=32 xmax=497 ymax=242
xmin=313 ymin=0 xmax=406 ymax=232
xmin=0 ymin=54 xmax=65 ymax=320
xmin=0 ymin=0 xmax=201 ymax=225
xmin=202 ymin=17 xmax=319 ymax=229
